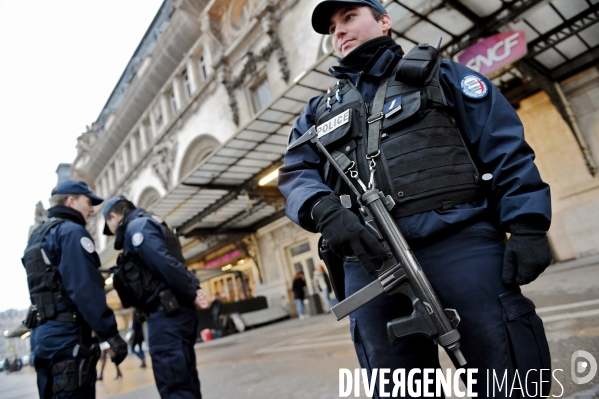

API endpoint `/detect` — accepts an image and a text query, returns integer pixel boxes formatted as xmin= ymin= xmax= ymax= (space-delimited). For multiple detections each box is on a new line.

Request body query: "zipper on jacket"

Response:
xmin=355 ymin=70 xmax=363 ymax=88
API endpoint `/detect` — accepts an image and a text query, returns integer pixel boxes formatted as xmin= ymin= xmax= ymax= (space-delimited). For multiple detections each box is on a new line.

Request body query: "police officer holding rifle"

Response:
xmin=279 ymin=0 xmax=553 ymax=397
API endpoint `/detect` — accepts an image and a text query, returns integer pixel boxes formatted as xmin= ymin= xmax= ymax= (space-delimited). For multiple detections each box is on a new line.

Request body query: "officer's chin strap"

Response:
xmin=366 ymin=70 xmax=393 ymax=190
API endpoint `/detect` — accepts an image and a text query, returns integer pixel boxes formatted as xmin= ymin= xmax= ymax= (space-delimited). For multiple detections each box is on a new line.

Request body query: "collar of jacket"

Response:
xmin=115 ymin=208 xmax=148 ymax=250
xmin=123 ymin=208 xmax=149 ymax=225
xmin=330 ymin=36 xmax=403 ymax=81
xmin=47 ymin=206 xmax=86 ymax=226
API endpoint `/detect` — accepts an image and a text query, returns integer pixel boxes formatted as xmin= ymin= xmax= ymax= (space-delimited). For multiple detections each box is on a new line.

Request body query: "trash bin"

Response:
xmin=306 ymin=293 xmax=324 ymax=315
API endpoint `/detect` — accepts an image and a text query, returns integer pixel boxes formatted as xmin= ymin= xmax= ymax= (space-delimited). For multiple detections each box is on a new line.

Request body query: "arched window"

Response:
xmin=178 ymin=135 xmax=220 ymax=181
xmin=229 ymin=0 xmax=253 ymax=30
xmin=137 ymin=186 xmax=161 ymax=210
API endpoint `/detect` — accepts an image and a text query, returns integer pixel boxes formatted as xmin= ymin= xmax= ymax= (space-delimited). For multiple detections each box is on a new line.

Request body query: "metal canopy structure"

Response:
xmin=146 ymin=0 xmax=599 ymax=262
xmin=385 ymin=0 xmax=599 ymax=82
xmin=149 ymin=53 xmax=338 ymax=261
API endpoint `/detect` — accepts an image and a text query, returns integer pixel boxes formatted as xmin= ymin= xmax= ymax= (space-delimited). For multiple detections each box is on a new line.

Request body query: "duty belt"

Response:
xmin=344 ymin=254 xmax=378 ymax=262
xmin=54 ymin=311 xmax=79 ymax=323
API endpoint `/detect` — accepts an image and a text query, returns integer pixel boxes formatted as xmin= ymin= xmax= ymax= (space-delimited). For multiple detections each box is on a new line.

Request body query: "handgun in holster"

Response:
xmin=23 ymin=305 xmax=41 ymax=329
xmin=318 ymin=236 xmax=346 ymax=301
xmin=72 ymin=343 xmax=101 ymax=387
xmin=159 ymin=289 xmax=180 ymax=314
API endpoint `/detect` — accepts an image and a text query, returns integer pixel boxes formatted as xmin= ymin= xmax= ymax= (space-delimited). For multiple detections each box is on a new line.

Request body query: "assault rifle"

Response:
xmin=288 ymin=124 xmax=467 ymax=367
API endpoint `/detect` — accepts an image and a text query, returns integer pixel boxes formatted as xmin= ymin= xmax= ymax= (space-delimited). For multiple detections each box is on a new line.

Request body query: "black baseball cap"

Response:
xmin=312 ymin=0 xmax=387 ymax=35
xmin=51 ymin=180 xmax=104 ymax=206
xmin=102 ymin=196 xmax=128 ymax=236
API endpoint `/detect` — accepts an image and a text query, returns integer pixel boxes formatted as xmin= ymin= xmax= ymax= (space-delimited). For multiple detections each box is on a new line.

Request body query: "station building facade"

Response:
xmin=66 ymin=0 xmax=599 ymax=318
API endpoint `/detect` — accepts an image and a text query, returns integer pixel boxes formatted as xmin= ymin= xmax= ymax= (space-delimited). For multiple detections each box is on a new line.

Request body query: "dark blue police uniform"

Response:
xmin=279 ymin=37 xmax=551 ymax=398
xmin=29 ymin=206 xmax=119 ymax=399
xmin=121 ymin=208 xmax=201 ymax=399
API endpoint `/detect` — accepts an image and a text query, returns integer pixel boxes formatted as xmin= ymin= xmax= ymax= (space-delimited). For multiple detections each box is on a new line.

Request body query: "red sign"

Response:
xmin=204 ymin=249 xmax=241 ymax=269
xmin=458 ymin=31 xmax=527 ymax=77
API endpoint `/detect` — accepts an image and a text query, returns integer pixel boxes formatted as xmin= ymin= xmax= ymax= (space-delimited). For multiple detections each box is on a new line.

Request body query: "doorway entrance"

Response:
xmin=288 ymin=241 xmax=316 ymax=296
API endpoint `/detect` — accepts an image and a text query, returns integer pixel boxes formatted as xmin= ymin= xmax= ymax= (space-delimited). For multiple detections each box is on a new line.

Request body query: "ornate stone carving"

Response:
xmin=76 ymin=123 xmax=99 ymax=156
xmin=151 ymin=136 xmax=178 ymax=190
xmin=34 ymin=201 xmax=48 ymax=224
xmin=28 ymin=201 xmax=48 ymax=238
xmin=201 ymin=14 xmax=224 ymax=64
xmin=220 ymin=66 xmax=241 ymax=126
xmin=243 ymin=234 xmax=264 ymax=283
xmin=272 ymin=222 xmax=297 ymax=244
xmin=242 ymin=235 xmax=256 ymax=259
xmin=261 ymin=11 xmax=289 ymax=83
xmin=220 ymin=9 xmax=289 ymax=125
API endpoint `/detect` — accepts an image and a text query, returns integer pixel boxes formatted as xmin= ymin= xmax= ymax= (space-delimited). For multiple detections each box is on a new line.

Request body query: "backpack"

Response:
xmin=110 ymin=253 xmax=159 ymax=309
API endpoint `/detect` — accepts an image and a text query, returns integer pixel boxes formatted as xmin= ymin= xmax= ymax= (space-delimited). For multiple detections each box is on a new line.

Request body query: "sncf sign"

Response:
xmin=458 ymin=31 xmax=527 ymax=77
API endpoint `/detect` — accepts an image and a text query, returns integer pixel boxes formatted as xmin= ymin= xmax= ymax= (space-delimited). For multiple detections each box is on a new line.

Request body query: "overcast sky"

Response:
xmin=0 ymin=0 xmax=164 ymax=312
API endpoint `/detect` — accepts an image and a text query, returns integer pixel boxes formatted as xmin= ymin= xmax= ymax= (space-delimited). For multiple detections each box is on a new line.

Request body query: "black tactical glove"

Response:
xmin=502 ymin=223 xmax=552 ymax=285
xmin=106 ymin=334 xmax=128 ymax=366
xmin=313 ymin=194 xmax=388 ymax=274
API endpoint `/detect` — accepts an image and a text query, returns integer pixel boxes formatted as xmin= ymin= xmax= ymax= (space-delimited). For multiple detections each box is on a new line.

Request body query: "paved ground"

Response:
xmin=521 ymin=255 xmax=599 ymax=399
xmin=1 ymin=255 xmax=598 ymax=398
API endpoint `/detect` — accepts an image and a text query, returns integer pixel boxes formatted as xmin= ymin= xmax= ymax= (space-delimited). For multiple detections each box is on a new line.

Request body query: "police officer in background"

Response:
xmin=278 ymin=1 xmax=553 ymax=397
xmin=103 ymin=196 xmax=208 ymax=399
xmin=23 ymin=180 xmax=127 ymax=399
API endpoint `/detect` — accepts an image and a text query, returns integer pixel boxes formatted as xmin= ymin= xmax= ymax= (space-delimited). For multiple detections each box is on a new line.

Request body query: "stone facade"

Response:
xmin=518 ymin=68 xmax=599 ymax=261
xmin=67 ymin=0 xmax=599 ymax=309
xmin=64 ymin=0 xmax=326 ymax=307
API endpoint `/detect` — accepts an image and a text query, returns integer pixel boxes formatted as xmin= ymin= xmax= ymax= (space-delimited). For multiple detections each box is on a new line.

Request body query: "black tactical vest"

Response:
xmin=22 ymin=218 xmax=76 ymax=323
xmin=162 ymin=219 xmax=185 ymax=264
xmin=315 ymin=44 xmax=481 ymax=217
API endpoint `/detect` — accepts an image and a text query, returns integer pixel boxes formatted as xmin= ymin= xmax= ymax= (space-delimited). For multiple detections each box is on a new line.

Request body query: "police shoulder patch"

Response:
xmin=132 ymin=232 xmax=144 ymax=247
xmin=80 ymin=237 xmax=95 ymax=253
xmin=460 ymin=74 xmax=488 ymax=99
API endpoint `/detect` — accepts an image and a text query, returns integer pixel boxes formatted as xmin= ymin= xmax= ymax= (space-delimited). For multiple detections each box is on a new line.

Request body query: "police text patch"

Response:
xmin=316 ymin=109 xmax=350 ymax=138
xmin=132 ymin=232 xmax=144 ymax=247
xmin=80 ymin=237 xmax=95 ymax=253
xmin=460 ymin=75 xmax=488 ymax=99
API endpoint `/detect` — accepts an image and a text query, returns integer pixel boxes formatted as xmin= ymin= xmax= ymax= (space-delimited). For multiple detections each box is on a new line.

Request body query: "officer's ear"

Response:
xmin=380 ymin=14 xmax=392 ymax=36
xmin=65 ymin=195 xmax=76 ymax=207
xmin=110 ymin=212 xmax=124 ymax=225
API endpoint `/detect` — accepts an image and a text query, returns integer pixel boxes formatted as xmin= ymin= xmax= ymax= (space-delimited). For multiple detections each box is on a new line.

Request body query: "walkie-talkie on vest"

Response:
xmin=288 ymin=124 xmax=468 ymax=367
